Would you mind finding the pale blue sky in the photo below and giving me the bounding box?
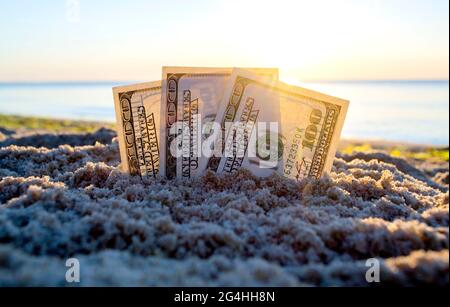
[0,0,448,82]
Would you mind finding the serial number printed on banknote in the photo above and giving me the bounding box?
[213,68,349,180]
[113,81,161,178]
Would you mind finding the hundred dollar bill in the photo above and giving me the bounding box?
[159,67,278,179]
[113,81,161,178]
[212,68,349,180]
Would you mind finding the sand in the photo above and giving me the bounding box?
[0,127,448,286]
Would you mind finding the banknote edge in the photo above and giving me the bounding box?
[112,81,161,175]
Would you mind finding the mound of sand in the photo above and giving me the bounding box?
[0,129,448,286]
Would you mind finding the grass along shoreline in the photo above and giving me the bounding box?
[0,113,448,163]
[0,114,115,133]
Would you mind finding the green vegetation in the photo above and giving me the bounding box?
[0,114,115,133]
[342,143,449,162]
[390,147,449,162]
[340,144,373,155]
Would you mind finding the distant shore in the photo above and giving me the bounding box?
[0,113,114,134]
[1,113,448,151]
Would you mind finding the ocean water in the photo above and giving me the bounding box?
[0,81,448,146]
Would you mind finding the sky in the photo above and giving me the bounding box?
[0,0,448,82]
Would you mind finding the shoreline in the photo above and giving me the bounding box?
[0,113,115,135]
[1,113,448,150]
[339,138,449,151]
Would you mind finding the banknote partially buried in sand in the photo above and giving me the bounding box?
[0,69,448,289]
[0,0,448,294]
[113,67,349,181]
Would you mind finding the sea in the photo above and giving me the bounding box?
[0,80,448,146]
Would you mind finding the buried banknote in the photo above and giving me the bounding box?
[159,67,278,179]
[208,68,349,180]
[113,67,349,181]
[112,68,277,179]
[113,81,161,178]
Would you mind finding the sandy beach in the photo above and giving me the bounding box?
[0,115,448,286]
